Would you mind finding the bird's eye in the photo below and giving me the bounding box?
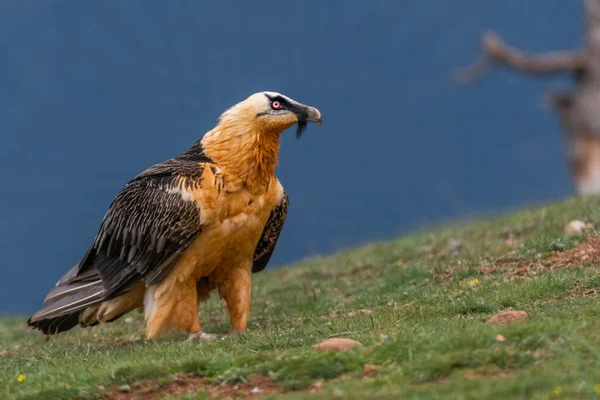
[271,101,282,110]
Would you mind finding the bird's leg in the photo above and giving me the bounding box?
[218,266,252,334]
[188,277,218,342]
[186,277,219,342]
[145,277,214,341]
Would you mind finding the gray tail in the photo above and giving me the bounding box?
[27,265,106,335]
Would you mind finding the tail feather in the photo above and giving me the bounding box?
[28,279,106,335]
[43,279,103,304]
[27,313,80,335]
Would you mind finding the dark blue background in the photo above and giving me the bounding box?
[0,1,581,313]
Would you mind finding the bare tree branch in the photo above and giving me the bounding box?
[455,31,587,83]
[457,1,600,196]
[585,0,600,62]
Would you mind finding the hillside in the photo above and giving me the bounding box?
[2,196,600,399]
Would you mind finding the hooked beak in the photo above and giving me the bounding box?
[295,104,322,138]
[306,106,322,127]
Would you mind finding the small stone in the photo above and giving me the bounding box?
[251,386,261,393]
[187,331,218,342]
[312,338,362,352]
[564,220,588,234]
[124,317,134,324]
[495,334,506,342]
[119,384,131,393]
[485,311,528,326]
[363,364,378,374]
[310,381,324,393]
[448,239,464,251]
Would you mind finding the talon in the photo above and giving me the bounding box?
[187,331,218,342]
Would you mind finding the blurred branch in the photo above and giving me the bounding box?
[456,1,600,196]
[455,31,587,83]
[585,0,600,55]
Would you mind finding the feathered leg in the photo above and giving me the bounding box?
[217,265,252,333]
[144,277,203,340]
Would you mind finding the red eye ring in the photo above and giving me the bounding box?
[271,100,282,110]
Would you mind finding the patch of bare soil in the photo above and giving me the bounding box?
[540,238,600,269]
[462,367,514,381]
[480,237,600,278]
[104,373,282,400]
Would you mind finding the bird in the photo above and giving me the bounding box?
[28,91,322,341]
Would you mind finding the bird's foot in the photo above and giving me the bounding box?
[187,331,218,342]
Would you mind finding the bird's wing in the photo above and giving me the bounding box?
[76,157,207,296]
[252,191,289,273]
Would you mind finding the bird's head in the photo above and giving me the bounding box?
[220,91,322,138]
[203,91,322,185]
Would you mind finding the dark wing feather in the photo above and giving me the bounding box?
[28,141,210,333]
[77,144,210,296]
[252,191,289,273]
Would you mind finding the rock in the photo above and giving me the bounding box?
[564,220,588,234]
[485,311,528,325]
[448,239,464,251]
[363,364,378,374]
[312,338,362,352]
[347,309,373,317]
[310,381,324,393]
[495,334,506,342]
[119,384,131,393]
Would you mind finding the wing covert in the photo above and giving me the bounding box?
[76,145,210,296]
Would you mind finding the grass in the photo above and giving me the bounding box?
[3,195,600,399]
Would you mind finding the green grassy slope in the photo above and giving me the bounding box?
[3,196,600,399]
